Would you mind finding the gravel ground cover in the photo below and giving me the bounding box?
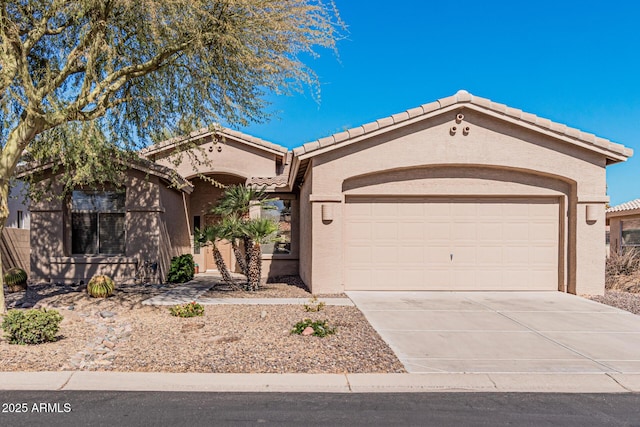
[587,290,640,315]
[4,272,640,374]
[1,276,404,373]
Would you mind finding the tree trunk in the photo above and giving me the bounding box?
[231,239,248,277]
[247,242,262,292]
[0,116,45,313]
[0,178,10,313]
[243,236,252,270]
[211,241,236,287]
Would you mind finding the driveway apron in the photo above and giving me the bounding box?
[347,291,640,374]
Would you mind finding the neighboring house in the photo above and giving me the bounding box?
[606,199,640,255]
[22,91,632,295]
[1,180,31,273]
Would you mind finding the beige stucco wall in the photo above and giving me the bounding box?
[30,176,65,282]
[298,166,313,287]
[29,169,190,284]
[158,182,192,279]
[302,108,610,295]
[152,136,278,180]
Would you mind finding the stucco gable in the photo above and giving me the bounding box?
[141,126,288,160]
[292,90,633,164]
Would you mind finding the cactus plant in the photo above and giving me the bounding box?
[4,267,28,293]
[87,275,115,298]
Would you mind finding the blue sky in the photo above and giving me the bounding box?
[238,1,640,206]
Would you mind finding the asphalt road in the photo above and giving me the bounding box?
[1,391,639,426]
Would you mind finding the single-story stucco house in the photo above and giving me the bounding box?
[23,90,632,295]
[607,199,640,255]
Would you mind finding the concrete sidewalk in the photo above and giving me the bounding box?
[1,371,639,393]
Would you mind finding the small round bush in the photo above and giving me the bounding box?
[169,301,204,317]
[1,308,63,345]
[167,254,195,283]
[87,275,115,298]
[291,319,336,337]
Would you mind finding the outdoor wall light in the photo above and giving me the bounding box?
[450,126,457,135]
[586,204,598,223]
[321,204,333,222]
[456,113,464,123]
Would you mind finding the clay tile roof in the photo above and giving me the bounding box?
[607,199,640,213]
[246,152,292,190]
[293,90,633,162]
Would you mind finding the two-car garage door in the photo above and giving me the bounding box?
[344,197,560,291]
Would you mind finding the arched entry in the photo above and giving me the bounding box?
[189,173,246,273]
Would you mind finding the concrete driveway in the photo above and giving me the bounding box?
[347,291,640,374]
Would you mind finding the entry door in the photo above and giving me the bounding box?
[203,214,233,272]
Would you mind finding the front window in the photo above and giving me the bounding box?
[621,219,640,253]
[71,190,125,255]
[261,199,291,255]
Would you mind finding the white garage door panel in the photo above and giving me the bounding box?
[344,197,559,291]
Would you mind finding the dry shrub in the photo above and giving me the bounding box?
[606,249,640,292]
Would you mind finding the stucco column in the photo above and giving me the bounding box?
[574,199,608,295]
[309,194,343,294]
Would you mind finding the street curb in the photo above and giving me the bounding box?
[1,372,639,393]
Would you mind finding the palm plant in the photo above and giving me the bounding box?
[213,185,275,219]
[242,218,278,291]
[201,224,235,287]
[212,184,277,282]
[218,216,249,277]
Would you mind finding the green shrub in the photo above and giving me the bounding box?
[87,274,115,298]
[291,318,336,337]
[4,267,27,292]
[169,301,204,317]
[167,254,195,283]
[1,309,63,345]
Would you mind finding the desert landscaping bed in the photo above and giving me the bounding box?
[1,277,404,373]
[587,290,640,315]
[4,272,640,374]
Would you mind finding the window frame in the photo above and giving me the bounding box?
[259,197,293,257]
[70,189,126,256]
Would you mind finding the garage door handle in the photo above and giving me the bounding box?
[450,253,453,261]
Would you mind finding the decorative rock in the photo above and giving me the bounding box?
[21,302,34,309]
[99,311,116,318]
[301,326,315,336]
[181,323,205,333]
[260,310,267,319]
